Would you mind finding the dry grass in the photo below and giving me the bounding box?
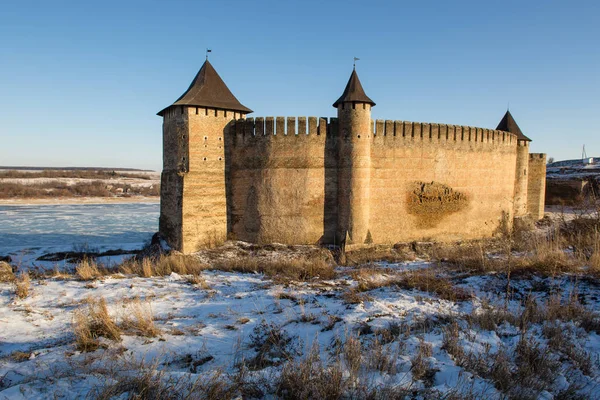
[543,322,592,375]
[75,259,105,281]
[213,256,335,282]
[276,342,345,400]
[186,272,211,289]
[73,297,121,352]
[14,272,31,299]
[202,229,227,249]
[468,304,519,331]
[341,334,362,378]
[120,254,207,277]
[121,253,334,283]
[10,351,31,362]
[346,266,471,302]
[121,298,161,337]
[341,288,372,305]
[411,338,435,385]
[441,321,464,361]
[514,333,560,395]
[395,268,472,301]
[94,360,238,400]
[344,245,414,266]
[247,320,300,369]
[433,242,495,272]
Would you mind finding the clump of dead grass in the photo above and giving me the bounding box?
[73,297,121,352]
[542,322,592,375]
[94,359,238,400]
[345,266,471,302]
[395,268,472,301]
[247,320,300,369]
[120,254,207,277]
[213,256,335,282]
[14,271,31,299]
[433,242,495,273]
[410,338,435,385]
[344,245,414,266]
[441,321,464,361]
[121,298,161,337]
[75,258,105,281]
[186,272,211,289]
[341,288,372,305]
[276,342,345,400]
[513,333,560,395]
[10,351,31,362]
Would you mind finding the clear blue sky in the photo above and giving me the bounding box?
[1,0,598,171]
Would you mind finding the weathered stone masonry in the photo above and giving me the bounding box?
[158,60,547,253]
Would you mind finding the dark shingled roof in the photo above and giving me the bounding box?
[333,69,376,108]
[158,60,252,116]
[496,110,531,141]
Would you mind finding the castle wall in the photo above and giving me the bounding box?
[228,116,334,244]
[527,153,547,219]
[514,141,530,217]
[368,121,517,243]
[226,117,519,246]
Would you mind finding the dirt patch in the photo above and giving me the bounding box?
[406,181,468,228]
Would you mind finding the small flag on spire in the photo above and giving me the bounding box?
[206,48,212,60]
[353,57,360,69]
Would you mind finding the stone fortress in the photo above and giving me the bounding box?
[158,60,547,253]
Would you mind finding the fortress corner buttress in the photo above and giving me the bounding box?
[334,69,375,246]
[157,60,252,253]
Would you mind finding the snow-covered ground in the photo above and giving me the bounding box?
[1,259,599,398]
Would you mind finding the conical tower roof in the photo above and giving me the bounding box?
[333,69,375,108]
[496,110,531,141]
[158,60,252,116]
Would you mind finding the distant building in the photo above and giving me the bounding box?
[157,61,546,253]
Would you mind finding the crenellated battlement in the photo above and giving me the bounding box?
[163,105,248,120]
[371,120,516,146]
[529,153,546,160]
[231,116,332,141]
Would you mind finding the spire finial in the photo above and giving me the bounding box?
[507,102,510,112]
[353,57,360,70]
[206,48,212,61]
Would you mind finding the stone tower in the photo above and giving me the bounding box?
[497,110,531,218]
[157,60,252,252]
[334,68,376,246]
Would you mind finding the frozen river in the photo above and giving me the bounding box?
[0,203,159,269]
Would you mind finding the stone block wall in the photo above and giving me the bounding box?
[527,153,547,219]
[161,106,246,253]
[225,117,520,246]
[369,121,517,243]
[228,116,332,244]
